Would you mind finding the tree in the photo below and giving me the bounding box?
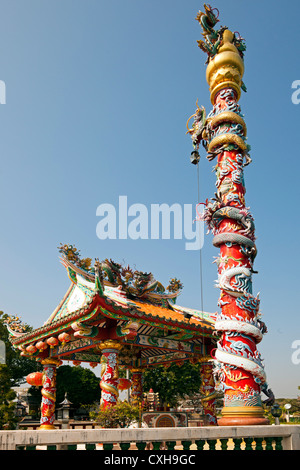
[56,365,101,408]
[275,397,300,415]
[0,364,18,429]
[91,401,140,428]
[143,362,202,407]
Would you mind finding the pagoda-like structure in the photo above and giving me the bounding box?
[186,5,274,425]
[5,244,218,429]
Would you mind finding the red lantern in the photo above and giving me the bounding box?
[26,344,37,354]
[26,372,43,387]
[58,332,71,344]
[118,378,132,391]
[72,360,81,366]
[89,362,98,368]
[36,341,47,351]
[46,337,59,348]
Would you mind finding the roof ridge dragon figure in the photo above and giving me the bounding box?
[58,243,183,304]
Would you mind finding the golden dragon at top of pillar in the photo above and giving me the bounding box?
[196,4,247,103]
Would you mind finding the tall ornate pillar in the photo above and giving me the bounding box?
[99,340,122,408]
[199,357,217,425]
[130,368,143,405]
[40,358,61,430]
[188,6,274,425]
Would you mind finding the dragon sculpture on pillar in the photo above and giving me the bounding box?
[58,243,183,306]
[187,4,274,425]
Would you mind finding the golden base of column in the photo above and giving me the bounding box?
[218,406,269,426]
[39,424,56,430]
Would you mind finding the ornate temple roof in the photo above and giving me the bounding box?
[5,245,217,368]
[44,260,216,330]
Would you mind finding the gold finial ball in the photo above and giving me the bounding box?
[206,29,244,103]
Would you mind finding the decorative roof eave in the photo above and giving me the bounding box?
[10,286,216,349]
[9,288,150,347]
[10,294,103,347]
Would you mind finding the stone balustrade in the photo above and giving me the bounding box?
[0,425,299,450]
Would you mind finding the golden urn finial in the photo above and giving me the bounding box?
[206,28,244,103]
[196,5,246,104]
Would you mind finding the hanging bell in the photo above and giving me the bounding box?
[190,149,200,165]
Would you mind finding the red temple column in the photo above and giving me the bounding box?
[188,7,274,425]
[210,88,268,425]
[130,368,143,405]
[39,358,61,430]
[199,358,217,425]
[99,340,122,408]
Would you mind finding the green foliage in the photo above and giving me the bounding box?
[269,397,300,423]
[275,397,300,414]
[260,394,300,424]
[56,365,101,408]
[143,362,202,407]
[0,364,18,429]
[91,401,140,428]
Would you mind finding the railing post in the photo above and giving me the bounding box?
[282,427,300,450]
[291,428,300,450]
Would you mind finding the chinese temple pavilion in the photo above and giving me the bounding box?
[5,244,218,429]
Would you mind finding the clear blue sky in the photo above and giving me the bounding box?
[0,0,299,398]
